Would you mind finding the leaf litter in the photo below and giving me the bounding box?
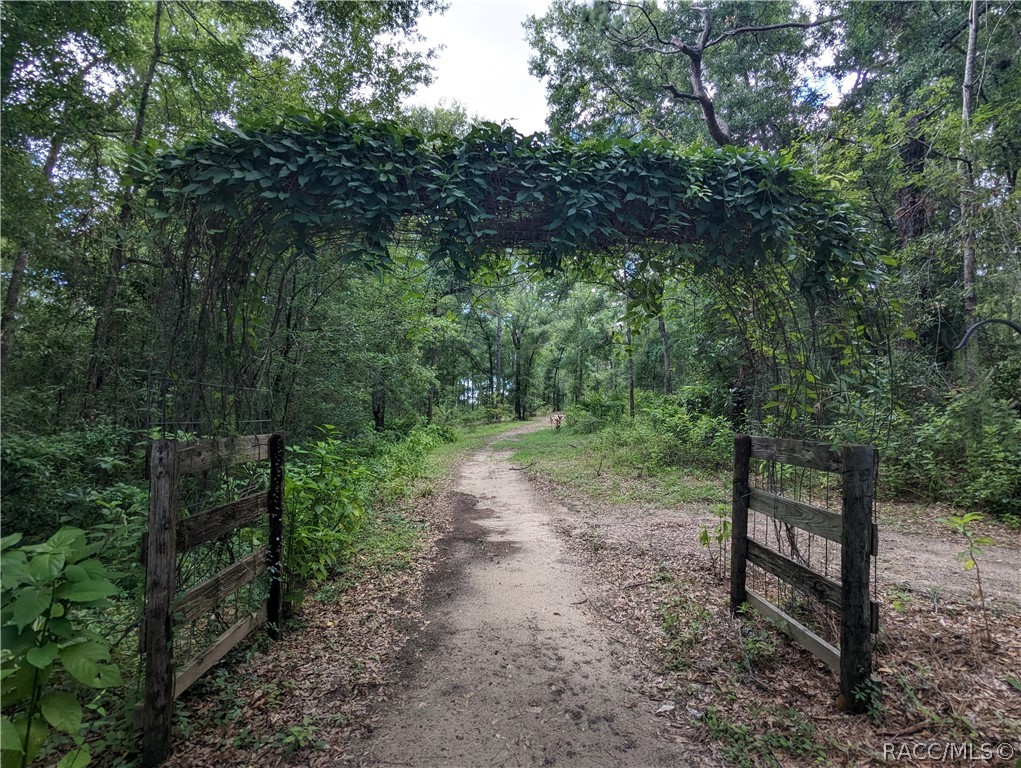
[159,437,1020,768]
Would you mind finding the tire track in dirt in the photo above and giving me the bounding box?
[350,432,689,767]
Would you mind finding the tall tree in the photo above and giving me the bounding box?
[1,0,445,425]
[526,0,836,147]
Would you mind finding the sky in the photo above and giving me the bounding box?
[404,0,554,135]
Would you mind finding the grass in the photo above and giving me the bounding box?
[421,419,529,482]
[320,418,528,601]
[494,426,728,508]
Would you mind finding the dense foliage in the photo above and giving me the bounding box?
[1,0,1019,763]
[140,115,870,286]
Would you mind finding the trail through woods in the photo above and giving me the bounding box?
[351,423,688,767]
[166,423,1020,768]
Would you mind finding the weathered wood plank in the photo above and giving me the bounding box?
[840,444,876,712]
[133,604,268,729]
[748,489,843,543]
[142,441,178,768]
[174,547,268,626]
[749,437,842,473]
[176,434,274,475]
[176,491,269,552]
[730,434,751,614]
[267,434,285,640]
[175,605,267,698]
[747,539,842,613]
[746,590,840,672]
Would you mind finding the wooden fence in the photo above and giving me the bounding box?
[730,435,878,713]
[140,433,285,766]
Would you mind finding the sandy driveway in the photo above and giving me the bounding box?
[351,436,689,767]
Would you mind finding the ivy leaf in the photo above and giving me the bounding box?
[40,691,83,735]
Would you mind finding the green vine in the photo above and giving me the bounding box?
[136,114,874,288]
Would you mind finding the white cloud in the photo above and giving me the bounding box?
[406,0,553,134]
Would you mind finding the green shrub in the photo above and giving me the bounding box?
[638,395,732,470]
[830,387,1020,520]
[283,423,455,591]
[0,424,140,539]
[284,431,372,588]
[1,529,122,768]
[483,404,514,423]
[577,391,626,420]
[563,406,600,435]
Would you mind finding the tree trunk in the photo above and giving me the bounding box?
[1,249,29,373]
[896,122,929,245]
[372,391,386,431]
[427,347,438,423]
[494,307,503,404]
[576,349,583,402]
[960,0,979,375]
[2,138,63,372]
[550,348,565,411]
[960,0,978,317]
[626,324,635,419]
[512,330,523,419]
[657,313,673,395]
[84,0,163,415]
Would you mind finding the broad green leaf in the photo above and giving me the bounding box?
[26,642,60,669]
[7,587,52,630]
[59,642,119,688]
[45,528,87,556]
[28,552,66,585]
[40,691,83,735]
[0,534,22,552]
[0,716,22,754]
[57,746,92,768]
[0,552,31,587]
[11,714,48,764]
[55,580,118,603]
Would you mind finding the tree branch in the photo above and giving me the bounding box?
[697,7,712,51]
[613,0,670,47]
[662,83,700,103]
[705,16,840,50]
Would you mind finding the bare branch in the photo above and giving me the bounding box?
[640,43,684,56]
[667,36,697,57]
[613,0,670,47]
[697,7,712,51]
[705,16,840,50]
[661,83,700,103]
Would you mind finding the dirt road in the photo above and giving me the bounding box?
[352,434,689,767]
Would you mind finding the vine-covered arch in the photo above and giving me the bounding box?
[141,114,870,288]
[136,114,873,431]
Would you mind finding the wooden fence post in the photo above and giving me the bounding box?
[267,433,285,640]
[840,444,875,713]
[730,434,751,614]
[142,441,179,767]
